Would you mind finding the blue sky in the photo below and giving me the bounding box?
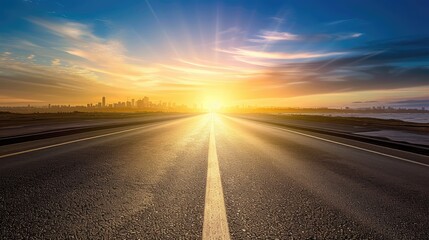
[0,0,428,107]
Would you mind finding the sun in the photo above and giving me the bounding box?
[204,96,223,112]
[200,87,236,112]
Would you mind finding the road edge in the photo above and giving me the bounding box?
[231,115,429,156]
[0,114,194,146]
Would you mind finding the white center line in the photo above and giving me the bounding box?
[202,118,231,240]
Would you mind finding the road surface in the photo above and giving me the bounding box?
[0,114,428,239]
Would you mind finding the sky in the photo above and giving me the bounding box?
[0,0,429,108]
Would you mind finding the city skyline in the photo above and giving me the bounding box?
[1,0,428,108]
[1,95,427,115]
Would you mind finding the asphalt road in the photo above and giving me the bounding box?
[0,114,428,239]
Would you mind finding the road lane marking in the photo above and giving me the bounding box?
[202,120,231,240]
[0,123,162,159]
[270,126,429,168]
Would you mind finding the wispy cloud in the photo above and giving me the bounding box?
[0,17,181,105]
[161,64,221,75]
[245,37,429,97]
[30,18,96,40]
[176,59,254,73]
[249,31,300,42]
[270,17,285,24]
[29,18,159,81]
[218,27,243,35]
[325,18,367,26]
[336,33,363,40]
[390,99,429,108]
[326,19,355,25]
[249,30,363,43]
[51,58,61,66]
[218,48,346,60]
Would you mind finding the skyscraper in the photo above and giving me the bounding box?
[102,96,106,107]
[143,96,149,108]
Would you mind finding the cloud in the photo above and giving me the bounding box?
[325,18,369,28]
[4,17,252,103]
[0,18,176,104]
[392,99,429,104]
[28,18,160,81]
[161,64,221,75]
[176,59,253,73]
[247,37,429,97]
[30,18,95,40]
[352,101,378,104]
[390,99,429,108]
[336,33,363,40]
[219,27,243,35]
[204,37,429,101]
[356,37,429,51]
[51,58,61,66]
[0,57,112,104]
[0,96,44,104]
[218,48,346,60]
[250,31,300,42]
[326,19,356,26]
[249,30,363,43]
[271,17,285,24]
